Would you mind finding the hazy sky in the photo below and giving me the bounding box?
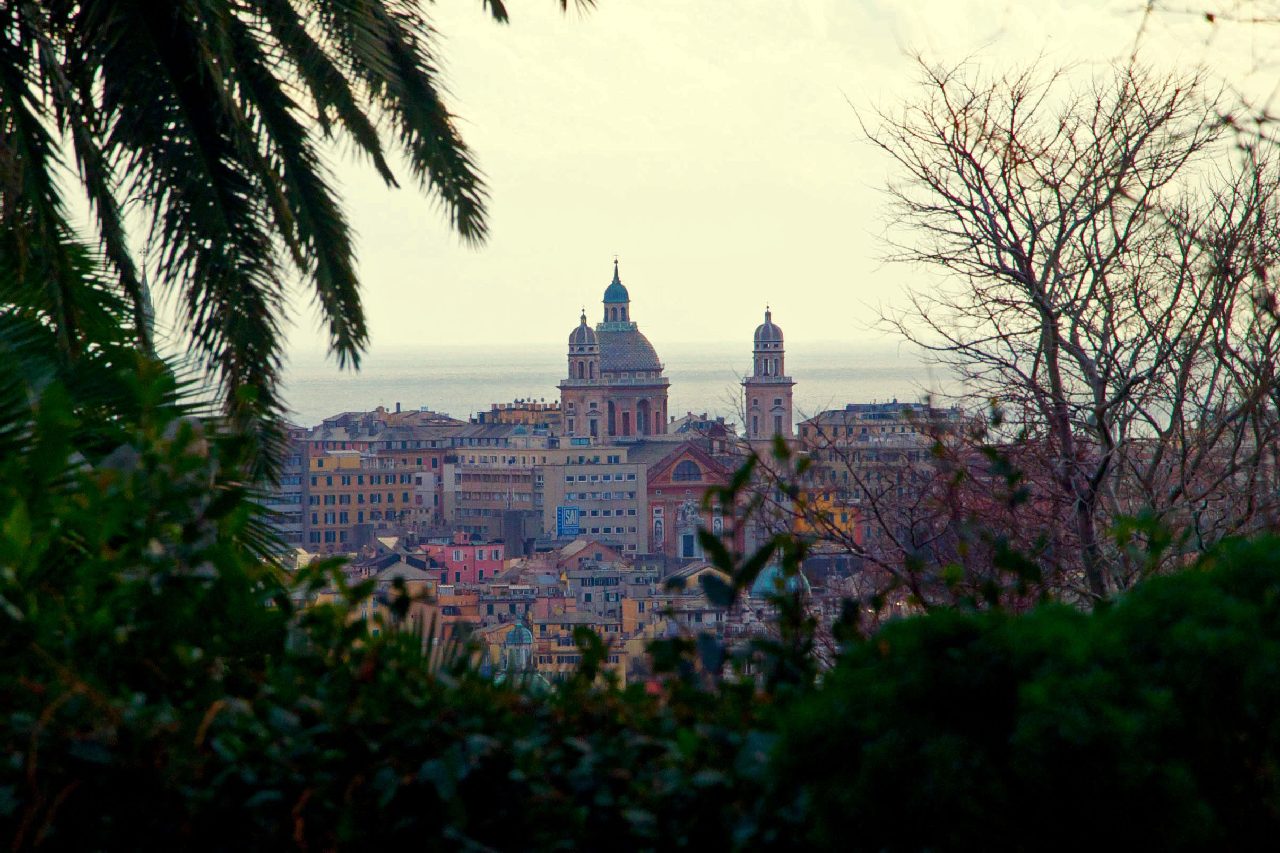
[282,0,1267,357]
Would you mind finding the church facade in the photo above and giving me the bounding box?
[559,261,670,442]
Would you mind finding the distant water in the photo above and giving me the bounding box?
[282,340,946,429]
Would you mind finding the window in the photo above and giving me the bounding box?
[673,460,702,481]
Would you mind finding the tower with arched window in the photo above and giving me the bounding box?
[742,307,795,441]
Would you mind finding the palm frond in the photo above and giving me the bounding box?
[227,11,367,368]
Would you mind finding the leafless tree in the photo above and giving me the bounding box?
[868,60,1280,598]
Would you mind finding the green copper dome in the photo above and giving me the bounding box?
[603,260,629,304]
[750,562,810,598]
[505,623,534,645]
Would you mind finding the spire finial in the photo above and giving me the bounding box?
[612,255,621,284]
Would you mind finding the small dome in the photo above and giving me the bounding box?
[603,260,630,304]
[754,308,783,344]
[749,562,810,598]
[505,623,534,645]
[569,311,597,346]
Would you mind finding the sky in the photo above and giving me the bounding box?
[281,0,1271,358]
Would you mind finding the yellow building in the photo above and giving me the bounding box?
[307,450,429,551]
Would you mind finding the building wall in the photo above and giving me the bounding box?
[422,535,506,585]
[541,460,648,555]
[306,446,449,552]
[264,427,307,549]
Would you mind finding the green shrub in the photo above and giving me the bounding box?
[773,537,1280,850]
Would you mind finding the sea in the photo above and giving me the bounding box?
[281,339,948,429]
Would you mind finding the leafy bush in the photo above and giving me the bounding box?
[773,537,1280,850]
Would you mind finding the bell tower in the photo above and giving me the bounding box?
[742,307,794,442]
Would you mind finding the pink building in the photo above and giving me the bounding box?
[423,533,505,585]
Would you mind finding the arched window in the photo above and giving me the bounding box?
[673,460,702,482]
[577,361,585,379]
[588,361,595,380]
[772,357,779,375]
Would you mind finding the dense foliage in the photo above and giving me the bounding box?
[4,359,1280,849]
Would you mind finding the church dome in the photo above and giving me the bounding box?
[749,562,810,598]
[505,622,534,646]
[569,311,597,347]
[754,308,783,344]
[603,260,630,304]
[598,327,662,373]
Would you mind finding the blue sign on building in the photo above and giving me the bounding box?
[556,505,581,538]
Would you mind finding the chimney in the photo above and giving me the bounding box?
[395,401,401,413]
